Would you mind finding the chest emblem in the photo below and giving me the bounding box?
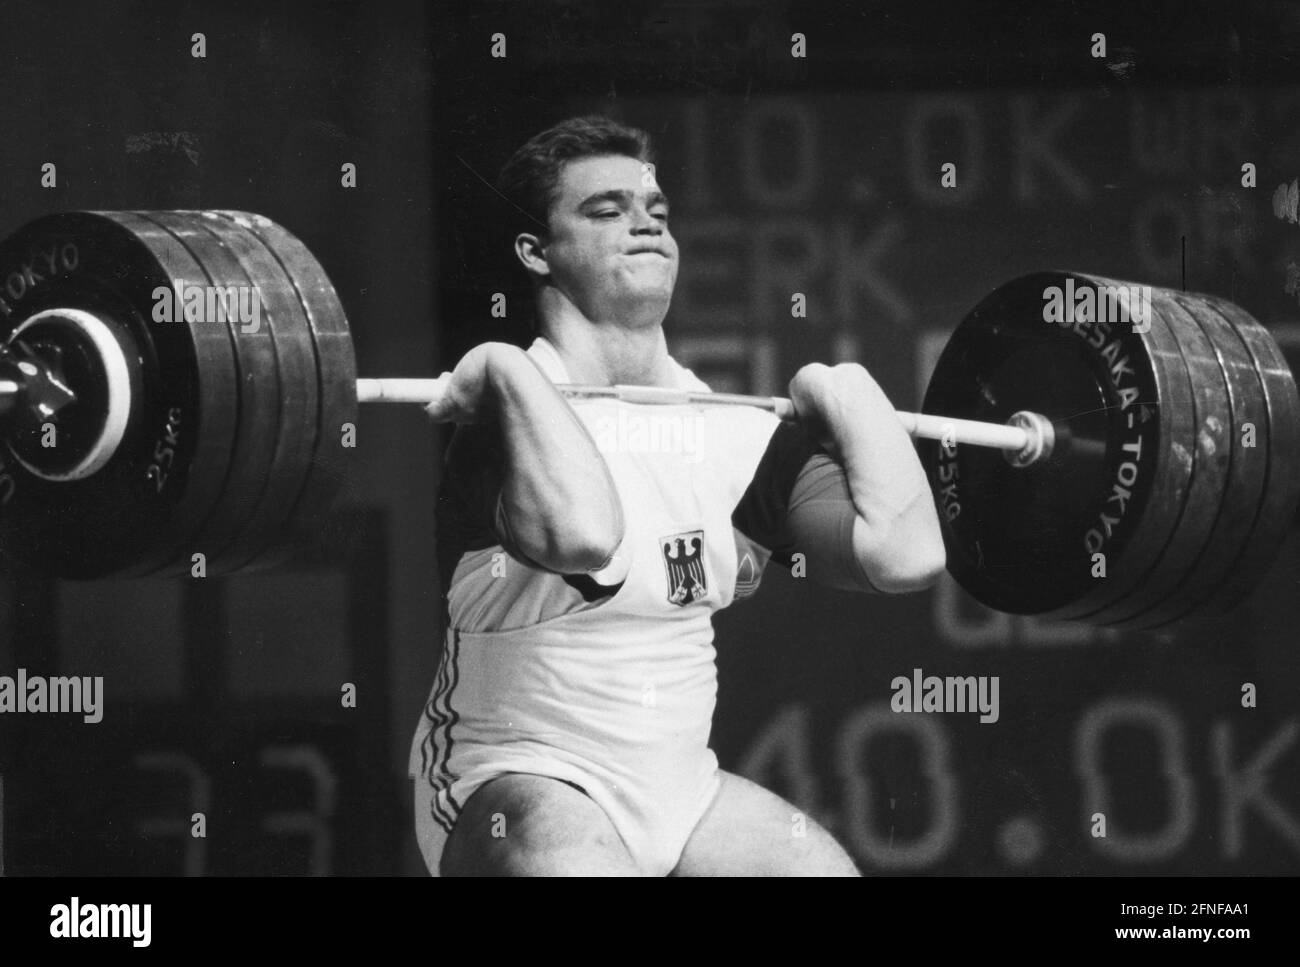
[660,529,707,606]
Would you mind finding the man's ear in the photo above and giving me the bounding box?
[514,232,551,279]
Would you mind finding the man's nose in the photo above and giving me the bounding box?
[630,207,663,233]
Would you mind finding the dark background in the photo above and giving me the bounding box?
[1,0,1298,875]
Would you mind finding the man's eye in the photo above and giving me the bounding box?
[594,210,620,218]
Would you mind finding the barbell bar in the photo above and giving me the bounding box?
[354,377,1055,466]
[0,210,1296,631]
[0,343,1053,473]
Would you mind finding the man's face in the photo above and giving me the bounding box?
[537,154,679,325]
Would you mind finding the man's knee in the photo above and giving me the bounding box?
[441,773,638,876]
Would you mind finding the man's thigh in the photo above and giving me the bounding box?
[440,773,641,876]
[672,770,860,876]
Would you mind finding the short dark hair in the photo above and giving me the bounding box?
[497,115,656,237]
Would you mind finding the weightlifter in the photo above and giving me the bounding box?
[409,116,946,875]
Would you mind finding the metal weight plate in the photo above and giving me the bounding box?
[0,212,238,578]
[173,212,321,574]
[1108,293,1271,629]
[920,271,1194,619]
[104,211,254,578]
[1197,297,1300,617]
[134,211,297,576]
[205,211,356,567]
[1085,287,1234,627]
[1050,273,1199,621]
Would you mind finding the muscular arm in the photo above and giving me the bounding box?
[788,363,946,593]
[430,342,624,575]
[734,365,946,594]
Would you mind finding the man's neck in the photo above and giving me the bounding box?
[540,310,676,387]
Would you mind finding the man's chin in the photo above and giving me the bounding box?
[598,290,675,327]
[611,279,674,301]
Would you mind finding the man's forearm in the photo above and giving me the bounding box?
[486,347,625,573]
[790,363,946,591]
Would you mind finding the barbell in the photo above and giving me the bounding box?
[354,379,1057,465]
[0,210,1296,630]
